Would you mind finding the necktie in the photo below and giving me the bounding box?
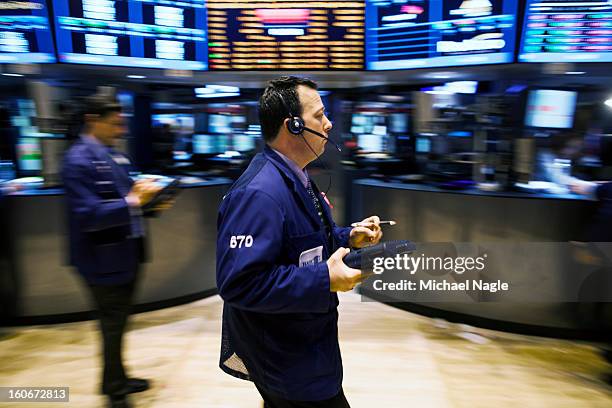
[306,181,325,226]
[307,180,333,250]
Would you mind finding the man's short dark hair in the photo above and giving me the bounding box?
[83,93,122,118]
[258,76,318,143]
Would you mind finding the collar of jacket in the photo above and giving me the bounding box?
[263,145,308,193]
[263,145,324,229]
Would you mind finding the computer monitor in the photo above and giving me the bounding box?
[16,137,42,173]
[0,0,56,63]
[208,114,232,134]
[524,90,577,129]
[416,137,431,154]
[366,0,519,70]
[192,134,216,155]
[358,134,385,153]
[389,113,409,133]
[52,0,207,70]
[233,134,255,152]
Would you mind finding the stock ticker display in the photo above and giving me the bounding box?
[0,0,56,63]
[365,0,518,70]
[206,0,365,70]
[519,0,612,63]
[52,0,208,69]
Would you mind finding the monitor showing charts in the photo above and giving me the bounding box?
[206,0,365,69]
[519,0,612,63]
[52,0,208,69]
[365,0,518,70]
[0,0,56,63]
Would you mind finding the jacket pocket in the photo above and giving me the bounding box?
[286,230,328,265]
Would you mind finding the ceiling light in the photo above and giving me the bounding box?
[2,73,24,77]
[126,75,146,79]
[565,71,586,75]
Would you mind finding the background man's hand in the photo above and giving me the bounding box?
[327,247,371,292]
[349,215,383,248]
[127,179,163,207]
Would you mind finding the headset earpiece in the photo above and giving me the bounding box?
[286,116,305,135]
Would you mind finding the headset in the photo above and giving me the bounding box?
[277,93,341,152]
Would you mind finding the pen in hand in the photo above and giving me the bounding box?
[350,220,396,227]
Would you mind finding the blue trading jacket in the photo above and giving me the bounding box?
[216,146,351,401]
[62,136,139,285]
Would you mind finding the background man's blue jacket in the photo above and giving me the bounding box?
[62,137,139,286]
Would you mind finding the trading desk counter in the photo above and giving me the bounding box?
[351,179,610,339]
[0,178,231,324]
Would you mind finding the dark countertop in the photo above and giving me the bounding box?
[354,178,593,201]
[8,177,233,197]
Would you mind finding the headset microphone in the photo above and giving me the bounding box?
[302,127,342,152]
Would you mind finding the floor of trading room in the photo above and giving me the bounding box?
[1,292,611,408]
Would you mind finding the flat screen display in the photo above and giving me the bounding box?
[524,90,577,129]
[206,0,365,69]
[192,134,215,154]
[519,0,612,63]
[358,133,384,152]
[365,0,518,70]
[0,0,56,63]
[53,0,208,69]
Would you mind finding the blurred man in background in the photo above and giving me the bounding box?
[62,93,162,408]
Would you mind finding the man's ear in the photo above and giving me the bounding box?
[84,113,99,124]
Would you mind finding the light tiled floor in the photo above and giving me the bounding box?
[1,293,611,407]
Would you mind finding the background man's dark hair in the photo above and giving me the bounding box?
[83,93,122,118]
[258,76,317,143]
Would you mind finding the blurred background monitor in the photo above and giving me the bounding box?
[524,90,577,129]
[415,136,432,154]
[208,114,232,134]
[192,134,216,155]
[357,134,385,153]
[52,0,207,70]
[0,0,56,63]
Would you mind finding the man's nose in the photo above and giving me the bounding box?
[324,117,332,132]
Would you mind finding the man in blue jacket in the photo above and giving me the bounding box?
[217,76,383,407]
[62,94,162,408]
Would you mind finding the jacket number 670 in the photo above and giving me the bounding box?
[230,235,253,248]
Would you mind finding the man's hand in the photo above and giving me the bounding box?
[349,215,383,248]
[126,179,163,207]
[568,179,597,196]
[327,247,370,292]
[152,198,175,212]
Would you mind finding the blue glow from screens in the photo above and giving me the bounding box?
[0,0,56,63]
[365,0,518,70]
[448,130,472,137]
[52,0,208,69]
[519,0,612,63]
[524,90,577,129]
[506,84,527,93]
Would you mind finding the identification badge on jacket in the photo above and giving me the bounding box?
[299,246,323,267]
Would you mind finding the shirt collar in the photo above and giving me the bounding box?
[271,147,309,188]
